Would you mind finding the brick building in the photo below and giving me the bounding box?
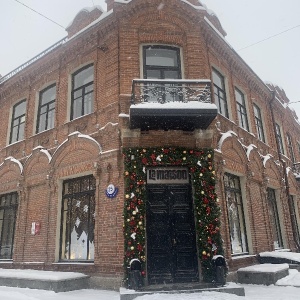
[0,0,300,289]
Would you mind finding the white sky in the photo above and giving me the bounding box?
[1,0,300,115]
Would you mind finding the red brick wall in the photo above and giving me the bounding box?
[0,0,299,279]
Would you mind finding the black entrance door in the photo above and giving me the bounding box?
[146,184,199,284]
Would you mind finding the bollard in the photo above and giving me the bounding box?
[128,259,142,290]
[212,255,227,286]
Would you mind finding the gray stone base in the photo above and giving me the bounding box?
[237,264,289,285]
[120,285,245,300]
[89,276,123,291]
[0,276,90,293]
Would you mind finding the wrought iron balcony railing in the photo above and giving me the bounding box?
[131,79,212,105]
[129,79,217,131]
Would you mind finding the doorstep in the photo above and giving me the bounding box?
[120,283,245,300]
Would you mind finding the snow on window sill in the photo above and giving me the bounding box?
[231,253,256,260]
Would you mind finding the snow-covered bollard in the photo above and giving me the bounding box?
[212,255,227,286]
[128,259,142,290]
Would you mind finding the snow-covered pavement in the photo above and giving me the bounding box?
[1,255,300,300]
[0,278,299,300]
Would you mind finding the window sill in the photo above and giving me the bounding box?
[231,253,255,260]
[67,111,94,124]
[274,248,290,252]
[34,127,54,137]
[7,139,24,147]
[53,261,94,265]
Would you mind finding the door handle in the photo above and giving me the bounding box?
[173,238,177,246]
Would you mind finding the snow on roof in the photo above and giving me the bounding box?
[204,16,231,48]
[265,81,284,92]
[245,144,257,160]
[26,146,52,164]
[0,268,88,281]
[119,113,129,118]
[76,133,102,153]
[259,251,300,263]
[2,156,23,174]
[66,6,104,29]
[66,10,113,43]
[98,122,118,131]
[217,130,238,151]
[238,263,289,273]
[51,132,102,162]
[180,0,206,10]
[261,153,273,167]
[40,149,52,163]
[115,0,132,5]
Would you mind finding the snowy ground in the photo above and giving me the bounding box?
[0,270,299,300]
[1,251,300,300]
[0,283,299,300]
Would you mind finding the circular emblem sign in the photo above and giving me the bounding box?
[105,184,118,198]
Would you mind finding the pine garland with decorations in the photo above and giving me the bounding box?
[123,147,224,284]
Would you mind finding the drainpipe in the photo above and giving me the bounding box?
[269,91,300,252]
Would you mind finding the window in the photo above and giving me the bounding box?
[267,188,283,249]
[290,196,300,247]
[224,173,248,254]
[235,88,249,131]
[144,45,181,80]
[253,104,265,142]
[10,100,26,144]
[275,123,285,154]
[71,64,94,120]
[287,134,295,163]
[36,84,56,133]
[60,175,96,261]
[143,45,181,102]
[0,193,18,259]
[212,68,228,118]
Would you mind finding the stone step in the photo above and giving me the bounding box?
[237,263,289,285]
[120,284,245,300]
[0,268,90,293]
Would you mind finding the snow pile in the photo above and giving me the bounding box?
[0,268,88,281]
[238,263,289,273]
[277,269,300,287]
[259,251,300,263]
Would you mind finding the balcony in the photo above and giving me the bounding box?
[129,79,217,131]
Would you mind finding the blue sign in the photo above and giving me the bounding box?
[105,184,118,198]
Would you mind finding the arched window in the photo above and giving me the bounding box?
[60,175,96,261]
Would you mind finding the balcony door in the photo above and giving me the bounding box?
[143,45,182,102]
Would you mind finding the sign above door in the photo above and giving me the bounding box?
[147,167,189,184]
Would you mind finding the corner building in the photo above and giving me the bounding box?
[0,0,300,289]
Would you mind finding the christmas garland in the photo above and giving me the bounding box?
[123,147,224,284]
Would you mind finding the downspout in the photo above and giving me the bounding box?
[269,91,300,252]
